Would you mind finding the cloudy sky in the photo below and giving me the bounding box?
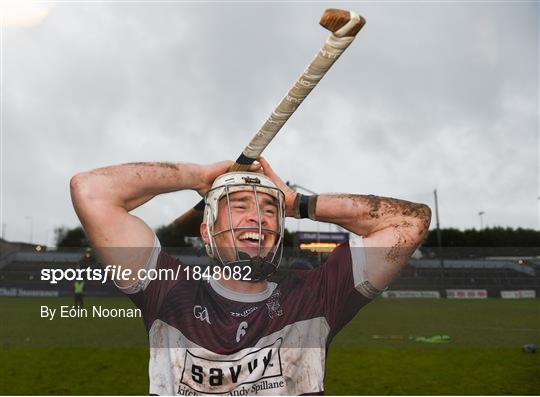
[1,1,538,246]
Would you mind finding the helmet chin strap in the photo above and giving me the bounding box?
[211,248,280,282]
[238,250,279,282]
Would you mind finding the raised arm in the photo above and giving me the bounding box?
[70,161,232,287]
[313,194,431,289]
[258,157,431,290]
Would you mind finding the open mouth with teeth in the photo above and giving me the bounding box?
[212,228,277,261]
[233,230,275,257]
[237,231,265,244]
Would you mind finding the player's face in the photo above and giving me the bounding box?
[213,190,279,261]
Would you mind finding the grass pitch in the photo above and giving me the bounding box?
[1,297,538,395]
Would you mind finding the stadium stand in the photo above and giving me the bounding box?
[1,244,538,298]
[392,259,539,297]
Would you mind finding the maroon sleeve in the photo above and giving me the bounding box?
[303,241,372,338]
[126,251,186,331]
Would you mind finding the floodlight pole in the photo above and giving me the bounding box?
[433,189,446,297]
[537,196,540,231]
[478,211,485,230]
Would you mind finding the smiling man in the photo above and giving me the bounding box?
[200,171,285,294]
[70,157,431,395]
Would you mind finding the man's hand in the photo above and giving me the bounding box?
[256,157,298,217]
[195,161,234,197]
[195,160,266,197]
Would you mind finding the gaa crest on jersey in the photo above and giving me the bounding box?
[266,290,283,319]
[193,305,211,324]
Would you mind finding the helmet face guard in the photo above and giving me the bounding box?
[203,173,285,282]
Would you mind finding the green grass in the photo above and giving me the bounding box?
[1,297,539,395]
[326,348,539,395]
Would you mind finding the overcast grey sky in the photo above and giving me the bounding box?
[1,1,538,246]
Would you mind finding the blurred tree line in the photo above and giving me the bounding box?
[54,225,193,248]
[423,227,540,247]
[55,224,539,248]
[54,226,89,247]
[55,224,298,248]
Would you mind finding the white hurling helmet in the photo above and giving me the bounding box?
[203,172,285,281]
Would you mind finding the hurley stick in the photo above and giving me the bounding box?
[174,9,366,236]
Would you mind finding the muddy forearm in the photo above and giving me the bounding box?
[71,162,203,211]
[314,194,431,238]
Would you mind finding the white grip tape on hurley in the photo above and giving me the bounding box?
[242,11,360,159]
[333,11,361,38]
